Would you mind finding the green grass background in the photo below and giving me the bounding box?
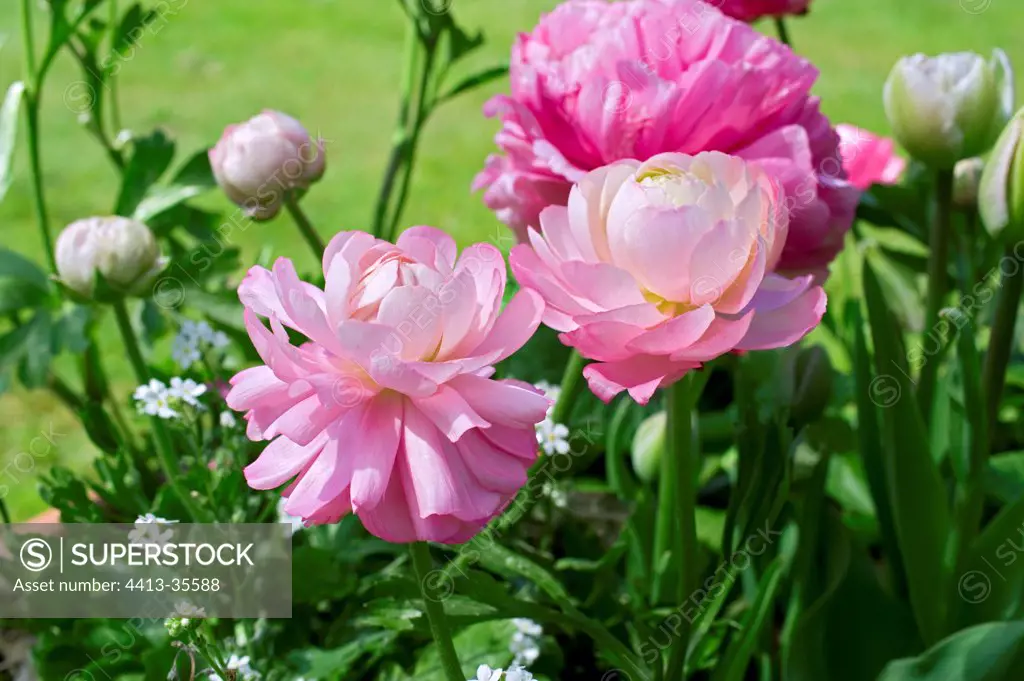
[0,0,1022,519]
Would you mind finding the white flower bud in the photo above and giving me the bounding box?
[883,50,1014,169]
[55,216,165,300]
[209,110,326,220]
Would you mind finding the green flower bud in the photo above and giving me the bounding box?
[953,157,985,211]
[631,411,665,484]
[884,50,1014,169]
[980,108,1024,241]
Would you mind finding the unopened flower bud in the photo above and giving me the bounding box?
[884,50,1013,169]
[55,216,165,301]
[631,411,665,484]
[952,157,984,210]
[209,110,326,221]
[791,346,833,427]
[980,109,1024,241]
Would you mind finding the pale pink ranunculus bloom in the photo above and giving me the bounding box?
[836,124,906,190]
[209,110,326,221]
[227,227,549,543]
[474,0,857,274]
[510,152,826,405]
[713,0,811,21]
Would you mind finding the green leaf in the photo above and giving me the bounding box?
[862,260,951,644]
[290,631,398,680]
[133,149,216,221]
[859,223,929,259]
[877,622,1024,681]
[439,64,508,102]
[413,621,515,680]
[711,557,786,681]
[0,81,25,204]
[850,301,905,594]
[115,130,175,217]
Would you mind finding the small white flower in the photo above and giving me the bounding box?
[536,419,570,455]
[533,381,561,417]
[225,654,259,680]
[133,379,179,420]
[174,601,206,618]
[219,411,238,429]
[471,665,503,681]
[168,376,208,406]
[510,619,542,667]
[505,665,535,681]
[172,320,229,369]
[128,513,179,545]
[277,498,304,535]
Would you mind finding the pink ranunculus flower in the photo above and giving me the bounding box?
[713,0,811,21]
[474,0,858,274]
[510,152,826,405]
[836,124,906,190]
[227,227,549,544]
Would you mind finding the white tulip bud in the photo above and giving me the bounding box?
[55,216,165,300]
[883,50,1014,169]
[209,110,326,220]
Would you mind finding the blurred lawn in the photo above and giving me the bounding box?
[0,0,1022,519]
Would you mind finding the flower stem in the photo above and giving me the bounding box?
[773,17,792,47]
[982,243,1024,439]
[284,194,326,259]
[409,542,464,681]
[373,16,419,239]
[664,377,698,680]
[20,0,55,272]
[112,299,204,522]
[107,0,122,134]
[917,169,954,417]
[550,349,586,426]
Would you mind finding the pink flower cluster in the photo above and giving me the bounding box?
[227,228,549,543]
[474,0,857,274]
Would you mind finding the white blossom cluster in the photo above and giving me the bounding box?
[172,319,229,369]
[133,377,208,420]
[470,664,534,681]
[209,654,260,681]
[128,513,178,545]
[534,381,569,456]
[510,618,542,666]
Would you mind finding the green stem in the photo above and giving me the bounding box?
[284,194,326,259]
[108,0,122,134]
[385,41,436,242]
[112,299,204,522]
[550,350,586,426]
[982,243,1024,442]
[664,379,698,681]
[373,17,419,238]
[409,542,464,681]
[773,17,792,47]
[24,96,55,272]
[917,169,954,418]
[20,0,37,81]
[48,373,84,412]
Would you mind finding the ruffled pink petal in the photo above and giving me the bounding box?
[244,431,329,490]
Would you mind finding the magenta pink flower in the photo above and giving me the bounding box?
[227,227,549,544]
[474,0,857,274]
[510,152,826,405]
[714,0,811,21]
[836,124,906,190]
